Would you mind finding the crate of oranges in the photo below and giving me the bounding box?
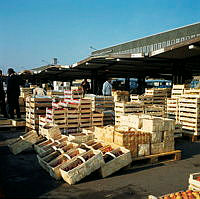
[148,190,200,199]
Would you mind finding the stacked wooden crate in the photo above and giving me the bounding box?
[20,87,33,98]
[145,88,171,109]
[171,84,186,98]
[98,114,176,157]
[46,108,66,128]
[26,97,52,130]
[115,102,143,125]
[102,111,114,126]
[64,89,83,100]
[130,94,153,106]
[47,90,64,97]
[112,90,129,102]
[77,99,92,131]
[144,105,165,117]
[85,95,114,112]
[179,90,200,135]
[166,98,179,121]
[18,96,26,115]
[91,111,103,127]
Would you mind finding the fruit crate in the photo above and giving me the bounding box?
[100,147,132,178]
[59,150,104,185]
[8,130,39,155]
[148,190,200,199]
[47,148,85,180]
[189,173,200,191]
[68,132,94,144]
[40,125,62,139]
[34,139,54,154]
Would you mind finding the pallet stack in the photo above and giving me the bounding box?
[26,97,52,130]
[115,102,143,125]
[112,90,129,102]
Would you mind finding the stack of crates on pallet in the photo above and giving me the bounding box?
[144,105,165,117]
[26,97,52,130]
[166,97,179,121]
[145,88,171,109]
[115,102,143,125]
[46,108,66,129]
[63,99,93,133]
[85,94,114,112]
[65,102,80,133]
[141,116,175,155]
[77,99,92,131]
[112,90,129,102]
[98,114,176,157]
[179,90,200,135]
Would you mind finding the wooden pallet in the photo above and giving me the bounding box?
[130,150,181,166]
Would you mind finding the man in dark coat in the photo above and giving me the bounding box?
[7,68,21,119]
[0,70,8,118]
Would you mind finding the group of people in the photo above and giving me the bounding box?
[81,79,112,96]
[0,68,21,119]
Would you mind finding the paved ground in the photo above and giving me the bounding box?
[0,130,200,199]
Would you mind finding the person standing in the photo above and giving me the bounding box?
[7,68,21,119]
[0,70,8,118]
[81,79,90,95]
[102,79,112,96]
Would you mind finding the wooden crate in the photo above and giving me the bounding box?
[11,119,26,127]
[188,173,200,191]
[171,84,186,98]
[60,150,104,185]
[100,147,132,178]
[8,130,39,155]
[148,189,197,199]
[0,118,11,125]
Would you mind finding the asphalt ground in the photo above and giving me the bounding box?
[0,130,200,199]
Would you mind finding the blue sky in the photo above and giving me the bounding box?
[0,0,200,72]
